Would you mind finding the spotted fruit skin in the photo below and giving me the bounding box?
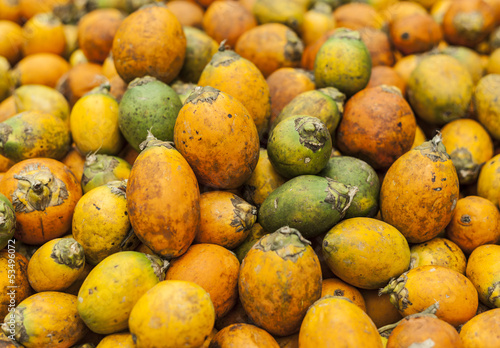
[129,280,215,348]
[380,136,459,244]
[118,76,182,152]
[409,237,466,274]
[460,308,500,347]
[314,28,372,97]
[407,54,473,125]
[238,226,322,337]
[267,115,332,178]
[0,110,71,162]
[198,46,271,138]
[173,86,259,189]
[126,137,200,259]
[380,265,478,327]
[466,244,500,308]
[1,292,88,348]
[209,323,280,348]
[0,158,82,245]
[77,251,165,334]
[258,175,357,239]
[386,315,464,348]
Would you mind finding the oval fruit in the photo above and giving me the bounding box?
[126,134,200,258]
[319,156,380,219]
[2,292,87,348]
[173,86,259,189]
[112,5,186,83]
[407,54,473,125]
[239,226,322,337]
[118,76,182,152]
[314,28,371,97]
[165,243,240,319]
[267,115,332,178]
[323,217,410,289]
[72,181,138,265]
[380,135,459,244]
[129,280,215,348]
[466,244,500,308]
[299,296,382,348]
[77,251,167,334]
[27,237,85,292]
[0,110,71,162]
[409,237,466,274]
[0,158,82,245]
[258,175,357,239]
[380,265,478,326]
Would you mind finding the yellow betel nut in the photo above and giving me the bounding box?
[1,292,87,348]
[129,280,215,348]
[72,181,138,265]
[27,237,85,292]
[70,84,124,156]
[77,251,167,335]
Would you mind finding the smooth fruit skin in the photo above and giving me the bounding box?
[360,289,403,329]
[460,308,500,347]
[27,237,85,292]
[314,28,372,97]
[466,244,500,308]
[242,148,286,208]
[380,265,478,327]
[77,251,164,334]
[271,87,343,139]
[96,332,135,348]
[235,23,303,78]
[380,136,459,244]
[299,296,383,348]
[179,26,218,83]
[196,191,257,249]
[322,217,411,289]
[477,153,500,206]
[238,226,322,337]
[321,278,367,312]
[0,251,32,319]
[445,196,500,254]
[70,88,124,156]
[126,138,200,259]
[1,292,87,348]
[440,118,493,184]
[13,84,70,125]
[129,280,215,348]
[118,76,182,152]
[165,243,240,319]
